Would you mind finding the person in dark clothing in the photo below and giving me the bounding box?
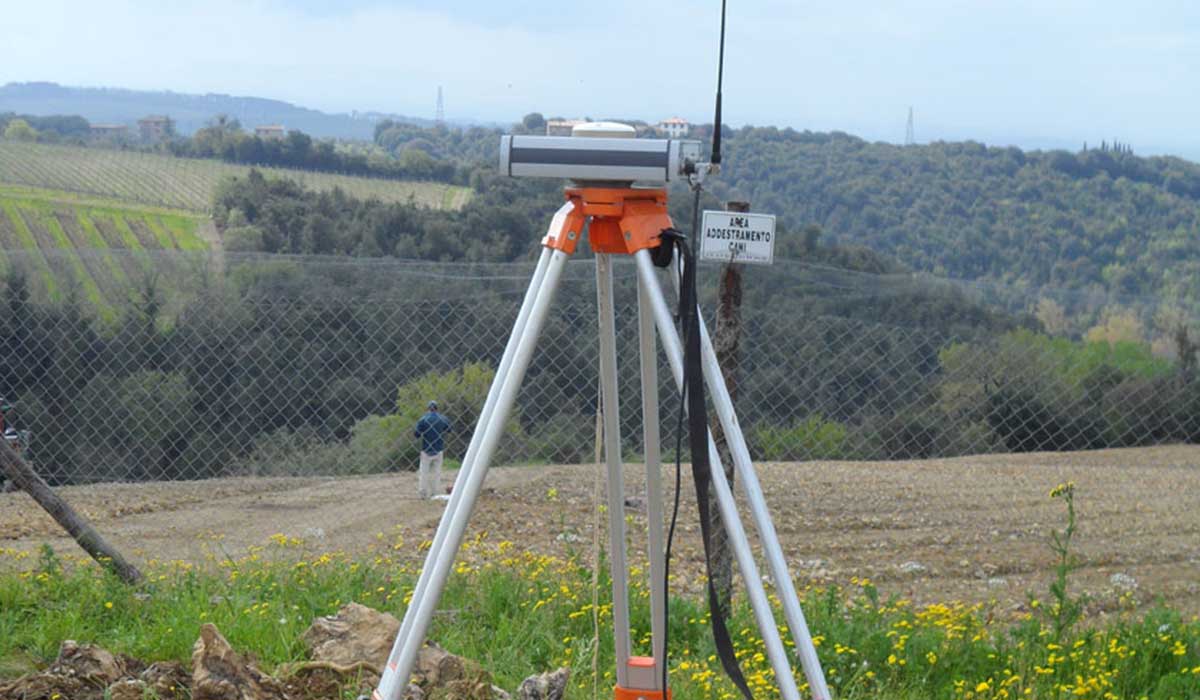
[414,401,451,499]
[1,397,19,452]
[1,397,21,492]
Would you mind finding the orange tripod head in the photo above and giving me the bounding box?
[540,186,675,259]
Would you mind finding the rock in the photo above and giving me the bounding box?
[283,662,380,700]
[192,623,287,700]
[516,668,570,700]
[898,561,927,575]
[0,672,90,700]
[413,642,481,687]
[302,602,400,670]
[0,642,150,700]
[426,678,497,700]
[141,661,190,699]
[414,642,497,700]
[50,640,127,685]
[987,577,1008,588]
[108,678,149,700]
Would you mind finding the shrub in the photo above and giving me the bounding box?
[524,410,598,465]
[937,329,1186,453]
[72,370,195,481]
[234,426,351,476]
[863,408,949,459]
[984,386,1106,452]
[752,414,849,460]
[348,363,525,472]
[223,225,265,252]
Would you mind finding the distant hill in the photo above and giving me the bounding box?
[709,128,1200,313]
[0,82,486,139]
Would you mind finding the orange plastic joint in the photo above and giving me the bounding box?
[614,686,671,700]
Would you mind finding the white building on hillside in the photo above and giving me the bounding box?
[656,117,690,138]
[255,125,287,140]
[545,119,586,136]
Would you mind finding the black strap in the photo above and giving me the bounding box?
[669,219,755,700]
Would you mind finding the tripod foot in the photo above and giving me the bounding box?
[614,657,670,700]
[615,687,670,700]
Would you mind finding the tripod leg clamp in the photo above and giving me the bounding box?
[541,200,588,255]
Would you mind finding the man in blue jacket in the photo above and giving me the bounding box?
[414,401,451,499]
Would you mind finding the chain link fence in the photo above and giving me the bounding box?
[1,250,1198,485]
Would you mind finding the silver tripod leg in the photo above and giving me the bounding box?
[638,266,668,684]
[388,247,552,677]
[632,250,802,700]
[375,248,570,700]
[667,254,831,699]
[595,254,632,685]
[696,313,832,700]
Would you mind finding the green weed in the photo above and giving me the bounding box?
[1,529,1197,699]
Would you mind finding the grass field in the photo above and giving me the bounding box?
[1,532,1197,699]
[0,185,210,315]
[0,141,472,213]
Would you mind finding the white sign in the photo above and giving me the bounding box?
[699,210,776,265]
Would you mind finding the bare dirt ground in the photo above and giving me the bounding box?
[2,446,1198,618]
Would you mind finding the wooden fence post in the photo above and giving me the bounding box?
[708,200,748,616]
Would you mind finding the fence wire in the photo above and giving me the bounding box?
[0,250,1198,485]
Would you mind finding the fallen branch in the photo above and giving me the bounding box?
[0,439,144,585]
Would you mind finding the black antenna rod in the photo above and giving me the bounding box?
[711,0,728,165]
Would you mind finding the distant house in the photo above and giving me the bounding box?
[137,115,174,142]
[89,124,128,139]
[656,117,690,138]
[255,125,287,140]
[545,119,586,136]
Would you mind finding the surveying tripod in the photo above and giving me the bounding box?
[374,185,831,700]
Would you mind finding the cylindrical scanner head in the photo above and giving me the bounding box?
[499,127,701,184]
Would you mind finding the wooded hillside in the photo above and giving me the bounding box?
[712,128,1200,305]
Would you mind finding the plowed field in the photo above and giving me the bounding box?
[2,445,1197,618]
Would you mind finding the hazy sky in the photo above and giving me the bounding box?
[3,0,1199,159]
